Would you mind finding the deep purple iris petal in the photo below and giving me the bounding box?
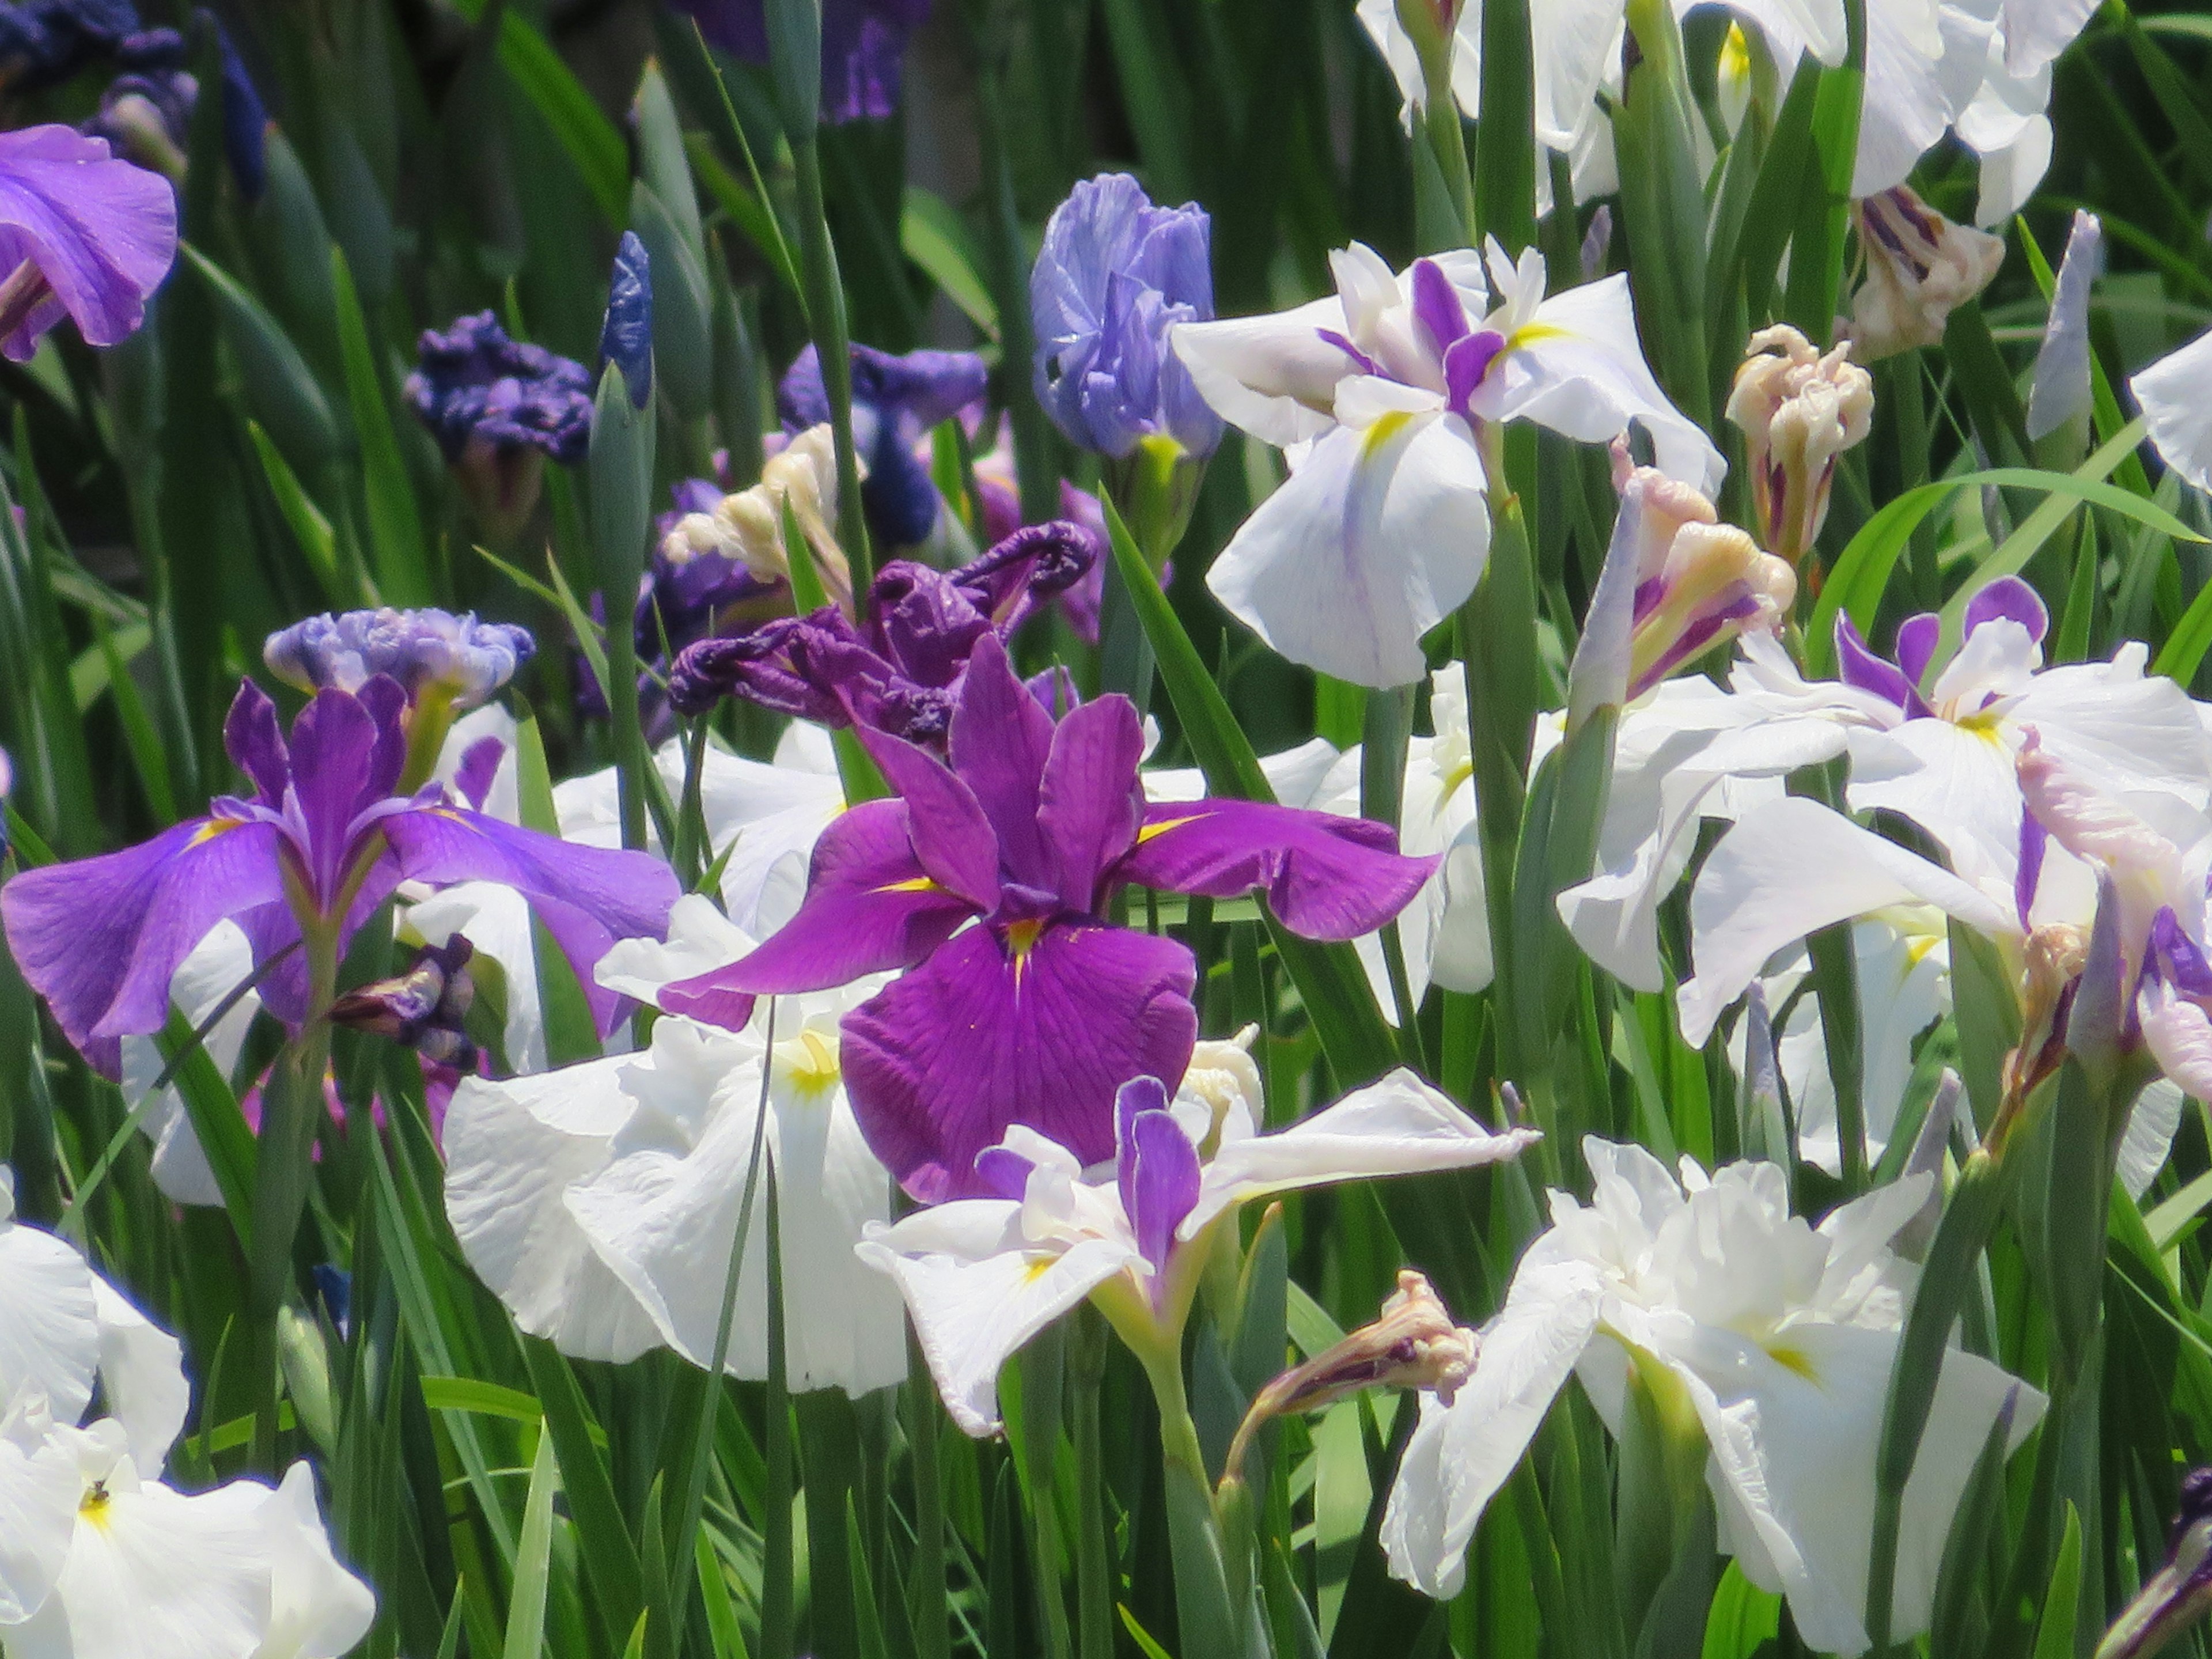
[1964,575,2050,647]
[948,635,1058,891]
[1408,259,1469,359]
[658,801,978,1027]
[286,686,396,903]
[454,736,506,812]
[357,675,410,800]
[1112,801,1439,941]
[0,124,176,362]
[1833,614,1918,713]
[224,680,291,809]
[381,805,679,1032]
[0,815,289,1070]
[238,897,309,1030]
[953,521,1098,636]
[868,562,992,688]
[2153,907,2212,998]
[1442,330,1508,420]
[1124,1108,1202,1285]
[1114,1074,1171,1153]
[841,920,1199,1202]
[1036,696,1146,912]
[854,728,1005,909]
[1893,612,1941,690]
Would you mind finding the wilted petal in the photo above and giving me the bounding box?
[1188,1069,1540,1237]
[1205,412,1491,688]
[841,921,1199,1202]
[1115,798,1438,940]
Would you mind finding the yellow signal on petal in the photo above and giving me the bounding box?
[1136,814,1206,845]
[874,876,941,894]
[1006,917,1045,991]
[185,818,244,849]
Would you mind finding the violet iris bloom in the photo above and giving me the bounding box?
[0,123,175,362]
[657,634,1437,1201]
[406,313,594,468]
[0,677,680,1075]
[667,521,1094,747]
[1832,574,2052,724]
[781,342,988,549]
[1032,173,1221,461]
[669,0,931,124]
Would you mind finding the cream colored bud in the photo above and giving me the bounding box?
[1181,1024,1264,1158]
[1847,185,2005,361]
[676,425,858,609]
[1728,324,1874,566]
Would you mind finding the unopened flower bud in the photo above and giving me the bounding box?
[264,608,535,713]
[1847,185,2005,361]
[1727,324,1873,567]
[2006,919,2088,1110]
[1224,1270,1478,1483]
[1605,446,1796,698]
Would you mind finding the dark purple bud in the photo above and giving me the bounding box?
[0,0,138,93]
[600,231,653,407]
[666,0,932,124]
[328,938,478,1071]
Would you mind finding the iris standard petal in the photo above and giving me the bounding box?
[857,725,1007,908]
[0,814,288,1067]
[1206,411,1491,688]
[658,801,978,1029]
[1038,695,1146,911]
[841,921,1200,1202]
[947,634,1058,891]
[1114,798,1438,940]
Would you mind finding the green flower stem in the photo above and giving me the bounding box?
[1070,1311,1116,1659]
[788,132,873,601]
[247,924,339,1473]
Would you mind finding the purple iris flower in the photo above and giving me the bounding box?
[0,0,137,92]
[0,677,680,1075]
[1031,173,1221,461]
[668,0,931,124]
[781,342,988,550]
[406,313,595,468]
[656,634,1437,1201]
[1832,574,2050,722]
[666,520,1095,746]
[0,123,175,362]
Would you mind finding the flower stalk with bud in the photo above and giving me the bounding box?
[1728,324,1874,570]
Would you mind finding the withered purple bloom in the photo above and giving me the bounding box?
[657,634,1437,1202]
[667,520,1095,747]
[406,313,594,468]
[781,342,987,548]
[0,123,175,362]
[0,677,680,1075]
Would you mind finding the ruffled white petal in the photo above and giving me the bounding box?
[441,1062,664,1362]
[0,1175,99,1431]
[2133,327,2212,497]
[1170,298,1356,448]
[0,1395,77,1624]
[2119,1077,2186,1201]
[86,1280,187,1472]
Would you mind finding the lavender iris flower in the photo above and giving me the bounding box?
[0,123,175,362]
[264,608,536,713]
[0,677,680,1075]
[405,313,595,468]
[667,0,932,124]
[656,634,1437,1202]
[780,342,988,549]
[1031,173,1221,461]
[667,520,1094,747]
